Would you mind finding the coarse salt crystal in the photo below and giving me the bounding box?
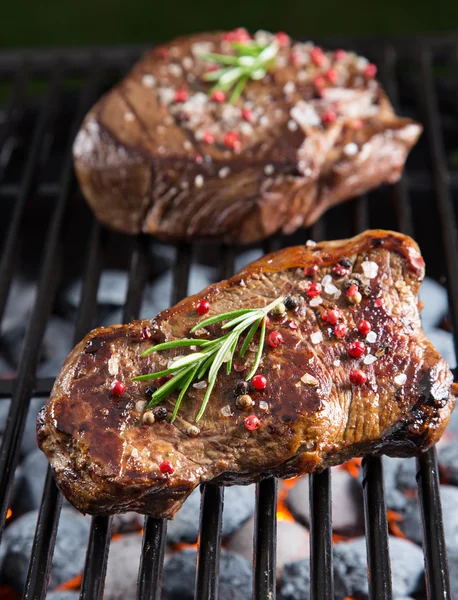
[182,56,194,69]
[343,142,359,157]
[218,167,231,179]
[159,88,175,105]
[309,296,322,307]
[220,405,233,417]
[108,356,119,376]
[168,63,183,77]
[135,400,147,412]
[363,354,377,365]
[167,355,184,368]
[193,381,207,389]
[259,400,270,412]
[194,174,204,188]
[183,140,192,151]
[297,70,308,81]
[333,359,341,367]
[287,119,298,131]
[311,331,323,344]
[240,122,253,136]
[394,374,407,386]
[259,115,270,127]
[142,74,156,88]
[290,101,321,128]
[324,283,339,295]
[306,239,317,247]
[191,41,214,56]
[362,261,379,279]
[264,164,274,176]
[131,448,139,458]
[356,56,370,71]
[124,112,135,122]
[322,274,332,286]
[301,372,319,386]
[366,331,377,343]
[283,81,296,95]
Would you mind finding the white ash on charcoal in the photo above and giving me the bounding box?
[234,248,264,272]
[162,548,252,600]
[425,329,456,369]
[357,457,417,513]
[0,508,89,592]
[333,536,425,599]
[286,469,365,536]
[0,397,44,457]
[281,536,424,599]
[227,515,309,580]
[419,277,449,330]
[280,558,311,600]
[13,449,48,514]
[438,442,458,485]
[447,549,458,600]
[399,485,458,551]
[1,277,37,334]
[1,316,74,376]
[66,270,129,308]
[103,532,171,600]
[140,264,218,317]
[167,484,255,544]
[46,593,79,600]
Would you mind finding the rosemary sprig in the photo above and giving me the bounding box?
[132,297,284,422]
[199,39,279,103]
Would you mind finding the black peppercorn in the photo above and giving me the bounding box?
[234,380,249,396]
[153,406,168,421]
[284,296,298,310]
[338,257,353,268]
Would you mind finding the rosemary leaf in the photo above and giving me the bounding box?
[226,335,239,375]
[190,308,255,332]
[170,363,200,422]
[195,377,216,422]
[203,67,232,82]
[146,367,191,408]
[245,317,266,380]
[197,353,214,380]
[208,330,239,382]
[230,74,250,103]
[171,352,207,369]
[199,52,240,65]
[141,338,210,357]
[240,317,262,357]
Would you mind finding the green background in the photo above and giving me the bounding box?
[1,0,457,49]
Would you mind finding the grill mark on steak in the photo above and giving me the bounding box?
[37,230,455,517]
[73,32,422,243]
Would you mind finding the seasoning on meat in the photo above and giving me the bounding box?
[38,230,456,518]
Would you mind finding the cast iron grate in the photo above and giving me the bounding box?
[0,34,457,600]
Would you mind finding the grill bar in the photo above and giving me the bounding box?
[253,477,278,599]
[0,67,62,326]
[0,36,455,600]
[362,457,392,600]
[195,485,224,599]
[309,469,333,600]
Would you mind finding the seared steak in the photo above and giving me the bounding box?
[73,31,421,244]
[37,230,455,517]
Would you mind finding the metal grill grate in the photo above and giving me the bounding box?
[0,34,457,600]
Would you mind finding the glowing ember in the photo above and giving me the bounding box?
[387,509,408,539]
[6,508,12,520]
[55,573,83,591]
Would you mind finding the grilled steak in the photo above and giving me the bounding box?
[73,31,421,244]
[37,230,455,517]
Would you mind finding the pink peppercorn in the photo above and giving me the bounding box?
[306,282,322,298]
[275,32,290,46]
[334,323,347,339]
[211,89,225,103]
[111,380,126,396]
[252,375,267,390]
[364,64,377,79]
[244,415,261,431]
[322,308,342,325]
[159,460,175,474]
[268,331,284,348]
[358,320,371,335]
[326,68,338,84]
[174,88,188,103]
[350,369,367,386]
[202,131,215,144]
[196,299,210,315]
[310,47,325,66]
[304,265,319,276]
[322,110,337,124]
[348,341,365,358]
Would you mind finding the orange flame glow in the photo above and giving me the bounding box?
[387,509,407,539]
[55,573,82,591]
[277,482,296,522]
[340,458,362,478]
[6,508,12,520]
